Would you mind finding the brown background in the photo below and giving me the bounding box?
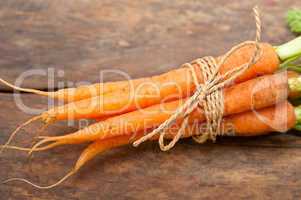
[1,0,301,199]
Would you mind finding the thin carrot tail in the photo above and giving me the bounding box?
[0,115,42,154]
[0,145,31,152]
[0,78,51,96]
[29,122,52,148]
[2,169,76,190]
[0,141,63,153]
[28,136,61,155]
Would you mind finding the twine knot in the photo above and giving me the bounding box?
[133,6,262,151]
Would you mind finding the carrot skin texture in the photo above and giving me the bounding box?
[167,102,295,137]
[42,72,289,145]
[51,43,278,103]
[225,101,296,136]
[217,43,279,83]
[74,134,141,171]
[74,101,295,172]
[54,80,143,102]
[44,43,279,121]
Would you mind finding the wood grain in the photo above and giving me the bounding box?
[1,0,301,199]
[0,0,300,91]
[1,94,301,199]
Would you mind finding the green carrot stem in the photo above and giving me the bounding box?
[285,65,301,73]
[280,54,301,68]
[276,36,301,62]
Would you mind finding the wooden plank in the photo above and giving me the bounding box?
[1,94,301,199]
[0,0,300,90]
[1,0,301,198]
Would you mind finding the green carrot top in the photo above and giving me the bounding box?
[275,9,301,69]
[287,9,301,34]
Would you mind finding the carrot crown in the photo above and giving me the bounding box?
[277,36,301,71]
[288,76,301,93]
[294,106,301,131]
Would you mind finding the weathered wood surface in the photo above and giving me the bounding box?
[0,0,301,91]
[1,0,301,199]
[1,93,301,199]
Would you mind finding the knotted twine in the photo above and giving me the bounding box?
[133,6,263,151]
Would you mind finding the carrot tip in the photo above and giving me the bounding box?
[3,170,75,189]
[0,145,31,152]
[28,137,57,155]
[36,136,50,139]
[0,78,49,96]
[0,143,58,153]
[0,116,42,154]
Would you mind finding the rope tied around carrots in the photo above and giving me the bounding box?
[133,6,263,151]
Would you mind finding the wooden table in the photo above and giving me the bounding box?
[1,0,301,199]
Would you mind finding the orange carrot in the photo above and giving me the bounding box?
[19,50,286,124]
[0,43,278,103]
[6,101,295,189]
[73,101,295,175]
[1,43,283,151]
[30,72,290,151]
[80,101,296,155]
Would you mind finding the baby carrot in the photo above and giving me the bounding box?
[0,43,284,151]
[0,42,280,103]
[3,39,301,152]
[3,36,301,103]
[29,72,292,151]
[5,101,296,189]
[72,101,296,177]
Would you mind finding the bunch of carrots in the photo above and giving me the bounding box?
[2,16,301,188]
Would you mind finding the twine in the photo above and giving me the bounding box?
[133,6,262,151]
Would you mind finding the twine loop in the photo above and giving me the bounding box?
[133,6,262,151]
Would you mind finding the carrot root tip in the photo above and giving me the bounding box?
[0,78,49,96]
[2,169,76,189]
[28,138,58,155]
[36,136,50,139]
[0,145,31,152]
[0,116,42,154]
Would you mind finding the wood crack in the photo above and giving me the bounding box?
[0,88,60,94]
